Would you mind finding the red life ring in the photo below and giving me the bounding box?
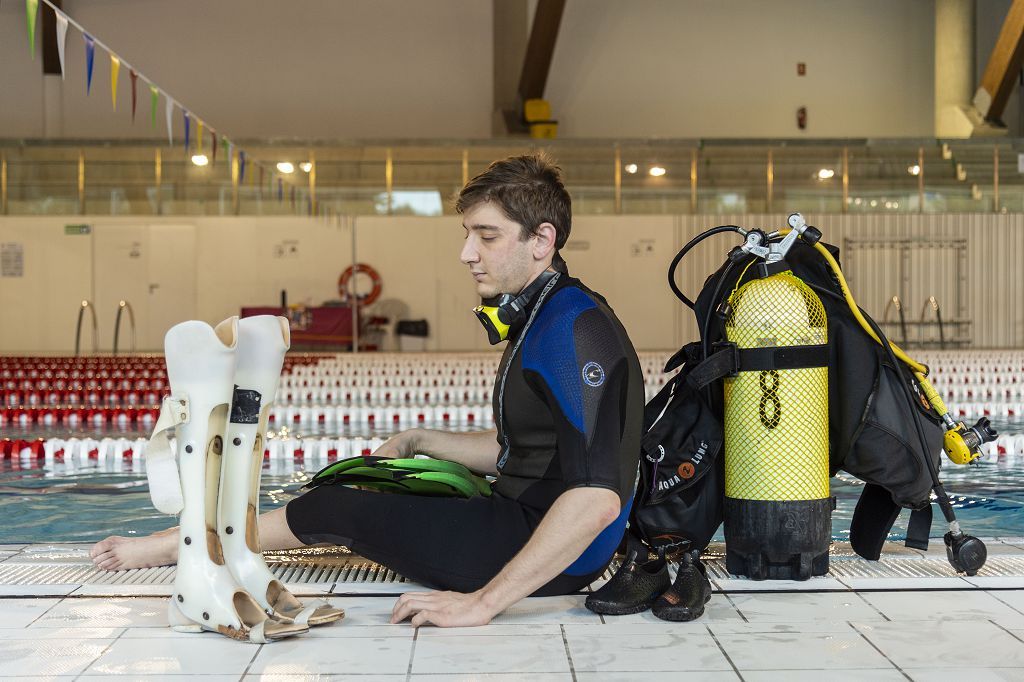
[338,263,383,307]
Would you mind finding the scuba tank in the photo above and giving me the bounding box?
[722,267,831,580]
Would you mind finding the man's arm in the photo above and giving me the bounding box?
[372,428,500,476]
[390,486,620,627]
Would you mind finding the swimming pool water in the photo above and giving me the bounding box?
[1,457,1022,545]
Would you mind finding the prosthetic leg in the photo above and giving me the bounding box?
[216,315,344,627]
[146,319,306,642]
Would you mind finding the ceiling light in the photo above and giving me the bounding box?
[817,168,835,180]
[624,163,638,174]
[300,162,313,173]
[190,154,209,167]
[277,162,295,174]
[649,165,666,177]
[907,164,921,176]
[870,199,878,207]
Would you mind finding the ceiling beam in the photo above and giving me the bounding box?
[975,0,1024,122]
[517,0,566,102]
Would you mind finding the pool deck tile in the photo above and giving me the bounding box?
[0,591,1020,678]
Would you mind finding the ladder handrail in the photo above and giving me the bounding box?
[920,296,946,350]
[113,300,137,356]
[74,300,98,356]
[883,295,908,346]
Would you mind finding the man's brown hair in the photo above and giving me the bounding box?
[455,153,571,272]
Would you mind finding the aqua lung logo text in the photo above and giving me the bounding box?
[692,440,708,465]
[655,440,709,492]
[582,361,605,387]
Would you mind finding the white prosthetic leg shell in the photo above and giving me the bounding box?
[165,319,246,632]
[218,315,289,612]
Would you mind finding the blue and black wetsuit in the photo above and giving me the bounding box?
[286,273,644,595]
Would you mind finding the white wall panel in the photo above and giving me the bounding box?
[0,220,92,353]
[0,213,1020,354]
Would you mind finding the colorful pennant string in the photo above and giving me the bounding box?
[30,0,273,184]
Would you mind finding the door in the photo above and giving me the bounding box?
[93,225,150,352]
[147,224,197,348]
[91,224,196,351]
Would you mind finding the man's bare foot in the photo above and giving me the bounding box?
[90,527,179,571]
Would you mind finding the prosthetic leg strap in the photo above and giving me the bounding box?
[905,505,933,551]
[292,599,331,626]
[145,394,189,515]
[849,482,901,561]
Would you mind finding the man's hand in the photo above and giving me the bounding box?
[390,589,498,628]
[372,428,501,475]
[371,429,420,459]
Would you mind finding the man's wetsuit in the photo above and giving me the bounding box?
[286,271,644,594]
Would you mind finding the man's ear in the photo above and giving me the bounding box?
[532,222,557,261]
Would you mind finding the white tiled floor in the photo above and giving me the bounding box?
[1,590,1023,680]
[5,540,1024,679]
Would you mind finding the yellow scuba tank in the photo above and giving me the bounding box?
[722,269,831,580]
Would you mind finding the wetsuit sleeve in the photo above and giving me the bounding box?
[523,307,631,497]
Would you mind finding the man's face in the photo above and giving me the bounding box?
[460,202,536,299]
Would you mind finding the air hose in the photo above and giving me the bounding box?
[778,228,989,574]
[778,229,996,467]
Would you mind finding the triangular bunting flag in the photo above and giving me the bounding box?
[84,35,95,94]
[196,121,204,152]
[110,55,120,111]
[55,12,68,79]
[150,85,159,128]
[165,97,174,145]
[183,111,190,151]
[210,130,217,164]
[129,70,138,122]
[239,151,247,184]
[26,0,39,58]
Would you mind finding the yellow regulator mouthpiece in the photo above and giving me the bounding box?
[473,305,511,345]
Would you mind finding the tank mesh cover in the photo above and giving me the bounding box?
[724,271,829,501]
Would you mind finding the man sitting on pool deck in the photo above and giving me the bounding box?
[91,154,645,628]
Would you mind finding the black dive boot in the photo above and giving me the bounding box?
[585,541,670,616]
[651,550,712,622]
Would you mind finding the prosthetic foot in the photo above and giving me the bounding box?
[216,315,344,627]
[146,319,307,643]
